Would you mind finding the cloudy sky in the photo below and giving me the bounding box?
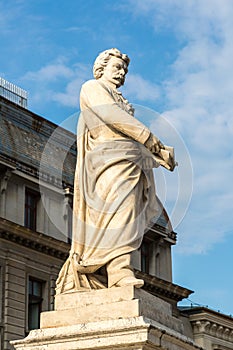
[1,0,233,315]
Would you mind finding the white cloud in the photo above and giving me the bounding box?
[24,62,74,82]
[22,59,91,108]
[127,0,233,254]
[51,77,83,107]
[123,73,160,102]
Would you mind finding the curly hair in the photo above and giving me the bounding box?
[93,48,130,80]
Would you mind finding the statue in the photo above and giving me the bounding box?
[56,48,176,294]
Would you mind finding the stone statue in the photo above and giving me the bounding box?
[56,48,176,294]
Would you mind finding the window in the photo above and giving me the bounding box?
[140,239,152,274]
[24,188,39,230]
[28,278,44,331]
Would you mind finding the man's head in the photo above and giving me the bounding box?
[93,48,130,88]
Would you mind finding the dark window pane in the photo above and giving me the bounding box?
[28,302,40,330]
[28,278,43,331]
[24,189,39,231]
[33,281,42,297]
[141,239,151,273]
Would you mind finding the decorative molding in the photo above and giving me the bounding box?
[192,319,233,342]
[151,223,177,242]
[0,153,70,189]
[0,169,12,194]
[0,218,69,260]
[135,270,193,302]
[181,308,233,343]
[212,344,233,350]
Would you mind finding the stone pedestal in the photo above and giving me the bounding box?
[11,287,200,350]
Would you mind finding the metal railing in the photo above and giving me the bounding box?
[0,77,28,108]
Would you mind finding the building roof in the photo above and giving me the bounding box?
[0,96,76,188]
[150,196,176,239]
[179,306,233,323]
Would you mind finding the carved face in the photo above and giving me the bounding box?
[102,56,128,88]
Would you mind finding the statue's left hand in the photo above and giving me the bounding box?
[144,133,165,154]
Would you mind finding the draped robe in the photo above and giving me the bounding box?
[56,79,162,292]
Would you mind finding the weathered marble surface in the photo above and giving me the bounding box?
[56,48,176,294]
[11,287,199,350]
[42,286,184,333]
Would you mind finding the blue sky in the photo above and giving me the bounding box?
[1,0,233,316]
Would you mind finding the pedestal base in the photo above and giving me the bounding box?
[11,287,200,350]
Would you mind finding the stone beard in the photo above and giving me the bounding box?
[56,48,176,293]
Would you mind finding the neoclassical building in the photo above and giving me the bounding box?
[0,80,232,350]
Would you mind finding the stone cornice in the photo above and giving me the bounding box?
[212,345,233,350]
[0,153,72,190]
[0,217,69,260]
[135,270,193,302]
[147,224,177,243]
[192,319,233,342]
[181,307,233,342]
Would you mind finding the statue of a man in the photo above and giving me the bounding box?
[56,48,176,293]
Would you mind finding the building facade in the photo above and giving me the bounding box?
[0,90,76,349]
[0,88,232,350]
